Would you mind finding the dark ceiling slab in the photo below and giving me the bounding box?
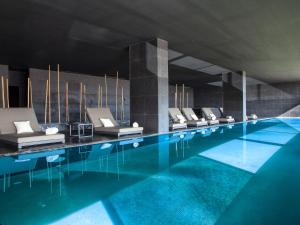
[0,0,300,82]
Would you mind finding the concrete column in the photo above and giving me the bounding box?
[222,71,247,121]
[129,38,169,133]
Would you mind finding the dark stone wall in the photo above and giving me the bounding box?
[129,38,169,133]
[193,84,223,110]
[247,80,300,117]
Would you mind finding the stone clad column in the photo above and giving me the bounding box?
[129,38,169,133]
[222,71,247,121]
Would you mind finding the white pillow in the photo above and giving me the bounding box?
[210,113,216,120]
[176,114,186,121]
[45,127,59,135]
[201,118,206,122]
[190,114,198,121]
[226,116,233,119]
[100,118,114,127]
[14,121,34,134]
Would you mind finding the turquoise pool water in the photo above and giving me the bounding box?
[1,118,300,225]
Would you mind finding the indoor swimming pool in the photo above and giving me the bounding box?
[0,118,300,225]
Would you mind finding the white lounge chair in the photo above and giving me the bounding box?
[181,108,208,127]
[168,108,187,130]
[0,108,65,149]
[87,108,143,137]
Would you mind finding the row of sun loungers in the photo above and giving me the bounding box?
[0,107,257,149]
[169,107,236,130]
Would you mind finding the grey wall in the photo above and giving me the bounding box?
[247,79,300,117]
[193,85,223,109]
[30,68,130,123]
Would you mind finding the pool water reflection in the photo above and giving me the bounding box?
[0,118,300,225]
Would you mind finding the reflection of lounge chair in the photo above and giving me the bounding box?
[182,108,208,127]
[202,107,235,124]
[87,108,143,137]
[168,108,187,130]
[0,108,65,148]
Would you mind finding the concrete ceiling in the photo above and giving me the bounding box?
[1,0,300,83]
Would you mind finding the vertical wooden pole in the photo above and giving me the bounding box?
[84,84,87,122]
[179,92,182,110]
[1,76,5,108]
[30,79,33,108]
[6,78,9,108]
[57,64,61,124]
[98,84,100,109]
[45,80,49,124]
[105,74,107,108]
[100,85,103,108]
[115,71,118,120]
[79,82,82,122]
[121,86,124,121]
[66,82,69,123]
[186,92,189,108]
[175,84,177,108]
[27,77,30,108]
[48,65,51,123]
[182,84,185,110]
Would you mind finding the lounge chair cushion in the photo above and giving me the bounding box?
[171,123,187,130]
[95,126,143,135]
[169,108,185,122]
[0,132,65,144]
[187,120,208,127]
[191,114,198,121]
[0,108,41,134]
[87,108,119,128]
[13,121,34,134]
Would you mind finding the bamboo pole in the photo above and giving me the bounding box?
[105,74,107,108]
[6,78,9,108]
[121,86,124,121]
[186,92,189,108]
[48,65,51,123]
[30,79,33,108]
[179,92,182,110]
[182,84,185,110]
[45,80,49,124]
[84,84,87,122]
[98,84,100,109]
[100,85,103,108]
[57,64,61,124]
[66,82,69,123]
[115,71,118,120]
[27,77,30,108]
[79,82,82,122]
[2,76,5,108]
[175,84,177,108]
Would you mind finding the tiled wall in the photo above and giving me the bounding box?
[193,85,223,109]
[247,80,300,117]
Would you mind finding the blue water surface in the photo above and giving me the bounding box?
[0,118,300,225]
